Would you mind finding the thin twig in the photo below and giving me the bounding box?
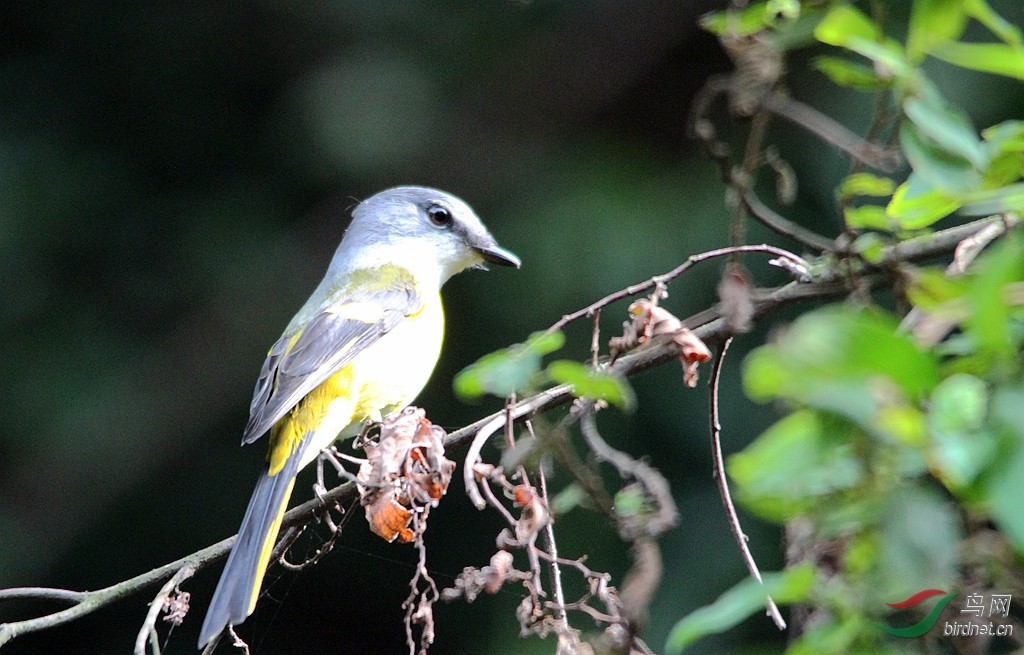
[579,407,678,538]
[878,214,1020,267]
[479,475,519,527]
[0,588,86,604]
[708,338,786,630]
[690,81,838,253]
[0,552,210,648]
[763,92,900,172]
[543,416,616,516]
[403,511,439,655]
[548,244,811,334]
[900,213,1019,343]
[226,624,250,655]
[739,188,836,252]
[444,213,1019,458]
[463,412,509,510]
[536,465,568,628]
[134,564,195,655]
[731,110,772,249]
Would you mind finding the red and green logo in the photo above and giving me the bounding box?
[877,589,957,637]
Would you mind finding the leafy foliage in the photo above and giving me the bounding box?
[664,1,1024,652]
[454,329,636,410]
[495,1,1024,651]
[453,330,566,399]
[726,237,1024,652]
[806,0,1024,239]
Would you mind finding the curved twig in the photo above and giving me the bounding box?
[134,564,196,655]
[739,188,837,252]
[708,338,785,630]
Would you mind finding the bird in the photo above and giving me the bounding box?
[197,186,519,648]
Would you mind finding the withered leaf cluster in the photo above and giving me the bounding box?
[357,408,455,543]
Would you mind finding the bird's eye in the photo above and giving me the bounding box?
[427,205,453,227]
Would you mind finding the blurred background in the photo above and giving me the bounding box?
[1,2,1020,654]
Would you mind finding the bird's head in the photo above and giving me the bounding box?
[337,186,520,286]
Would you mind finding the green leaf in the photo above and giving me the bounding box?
[928,374,994,491]
[765,0,800,21]
[546,359,635,411]
[453,330,565,399]
[964,0,1023,45]
[665,565,815,654]
[814,5,910,78]
[989,387,1024,554]
[612,485,648,518]
[852,232,888,263]
[728,410,865,521]
[743,306,940,403]
[742,306,936,451]
[814,4,877,44]
[699,2,775,37]
[886,175,961,229]
[813,56,889,91]
[983,151,1024,188]
[979,123,1024,187]
[550,483,589,515]
[982,120,1024,153]
[876,404,928,446]
[905,268,969,310]
[844,204,891,231]
[788,614,896,655]
[933,42,1024,80]
[959,182,1024,215]
[873,485,961,602]
[907,0,968,62]
[903,96,985,169]
[900,121,982,195]
[839,172,896,199]
[962,234,1024,359]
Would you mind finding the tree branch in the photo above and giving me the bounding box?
[0,213,1014,648]
[547,243,811,334]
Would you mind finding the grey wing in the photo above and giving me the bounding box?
[241,286,419,444]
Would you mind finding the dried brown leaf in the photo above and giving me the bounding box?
[717,263,754,334]
[513,484,550,544]
[619,299,712,387]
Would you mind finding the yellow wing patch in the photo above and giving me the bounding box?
[242,272,421,446]
[266,364,357,475]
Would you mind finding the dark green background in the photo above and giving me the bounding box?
[1,2,1020,654]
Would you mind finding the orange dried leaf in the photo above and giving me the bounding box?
[366,497,415,543]
[513,485,535,506]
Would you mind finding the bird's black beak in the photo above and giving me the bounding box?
[475,243,521,268]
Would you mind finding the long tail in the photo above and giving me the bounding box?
[198,453,302,648]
